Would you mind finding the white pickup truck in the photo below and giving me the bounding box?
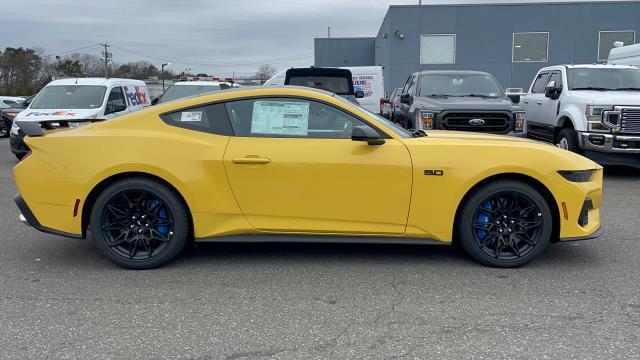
[524,64,640,166]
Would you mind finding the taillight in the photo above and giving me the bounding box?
[379,98,385,113]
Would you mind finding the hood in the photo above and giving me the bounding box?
[15,109,101,122]
[569,90,640,105]
[403,130,600,171]
[413,96,521,111]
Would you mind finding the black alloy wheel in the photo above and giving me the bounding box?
[90,178,189,269]
[458,180,552,267]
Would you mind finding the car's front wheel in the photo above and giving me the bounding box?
[457,180,553,267]
[89,177,189,269]
[0,118,10,138]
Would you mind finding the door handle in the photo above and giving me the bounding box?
[232,156,271,165]
[537,101,543,105]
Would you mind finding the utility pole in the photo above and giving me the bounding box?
[161,63,171,91]
[328,26,331,38]
[100,43,110,78]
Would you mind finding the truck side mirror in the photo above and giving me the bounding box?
[544,81,562,100]
[400,93,412,104]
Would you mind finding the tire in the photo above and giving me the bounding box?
[89,177,189,269]
[457,180,553,268]
[0,118,9,138]
[555,128,579,153]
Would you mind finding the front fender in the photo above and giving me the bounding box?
[558,104,585,131]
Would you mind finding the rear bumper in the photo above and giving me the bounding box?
[14,194,82,239]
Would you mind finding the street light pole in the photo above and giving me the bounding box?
[161,63,171,91]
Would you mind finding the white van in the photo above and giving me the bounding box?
[344,66,385,114]
[608,42,640,66]
[264,66,385,114]
[10,78,150,159]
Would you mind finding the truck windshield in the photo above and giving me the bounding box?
[159,84,224,103]
[568,68,640,91]
[419,74,504,97]
[288,76,352,95]
[30,85,107,109]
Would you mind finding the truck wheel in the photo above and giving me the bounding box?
[457,179,552,268]
[555,128,578,152]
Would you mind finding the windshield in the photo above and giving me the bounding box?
[419,74,504,97]
[333,95,412,138]
[288,76,352,95]
[568,67,640,90]
[159,84,223,103]
[30,85,107,109]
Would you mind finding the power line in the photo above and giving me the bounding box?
[110,45,312,68]
[50,44,101,57]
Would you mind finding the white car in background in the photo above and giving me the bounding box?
[0,96,26,107]
[10,77,150,159]
[152,81,240,105]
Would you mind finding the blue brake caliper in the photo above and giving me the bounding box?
[476,201,492,240]
[150,199,169,235]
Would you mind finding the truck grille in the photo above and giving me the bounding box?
[441,112,511,134]
[621,108,640,133]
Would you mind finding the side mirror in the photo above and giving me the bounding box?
[400,93,412,104]
[355,90,365,99]
[105,103,127,115]
[544,81,562,100]
[507,94,521,104]
[351,125,385,145]
[22,100,30,108]
[151,97,160,105]
[382,98,390,104]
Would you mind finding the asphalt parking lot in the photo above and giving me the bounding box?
[0,137,639,360]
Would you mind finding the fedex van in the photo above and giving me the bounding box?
[10,78,150,159]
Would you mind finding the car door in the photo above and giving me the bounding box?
[103,86,128,119]
[223,96,413,234]
[524,71,552,139]
[539,71,563,125]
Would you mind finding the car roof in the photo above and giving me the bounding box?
[46,77,147,87]
[414,70,492,76]
[173,81,239,86]
[565,64,638,69]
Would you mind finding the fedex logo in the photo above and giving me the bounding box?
[25,111,76,117]
[123,86,148,107]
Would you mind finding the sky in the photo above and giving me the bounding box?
[0,0,622,77]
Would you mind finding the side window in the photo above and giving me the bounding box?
[406,76,418,96]
[548,71,563,90]
[401,76,412,94]
[106,87,127,112]
[224,97,371,139]
[160,103,233,135]
[531,72,551,94]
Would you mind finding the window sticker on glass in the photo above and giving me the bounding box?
[251,101,309,136]
[181,111,203,122]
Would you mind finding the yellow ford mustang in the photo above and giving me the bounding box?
[13,86,602,269]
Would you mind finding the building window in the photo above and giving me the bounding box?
[420,34,456,64]
[598,30,635,61]
[512,32,549,62]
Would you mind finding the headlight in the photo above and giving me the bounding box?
[586,105,613,132]
[418,111,434,130]
[558,169,594,182]
[10,121,20,135]
[514,112,526,132]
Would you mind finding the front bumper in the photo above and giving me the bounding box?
[14,194,82,239]
[578,132,640,166]
[9,131,29,157]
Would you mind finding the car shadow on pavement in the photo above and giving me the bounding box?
[603,165,640,178]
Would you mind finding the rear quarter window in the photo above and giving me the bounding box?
[160,103,233,135]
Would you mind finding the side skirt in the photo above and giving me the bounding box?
[196,234,448,246]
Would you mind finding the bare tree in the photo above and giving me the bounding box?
[254,64,277,83]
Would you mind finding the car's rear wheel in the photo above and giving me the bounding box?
[0,118,10,138]
[457,180,552,267]
[89,178,189,269]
